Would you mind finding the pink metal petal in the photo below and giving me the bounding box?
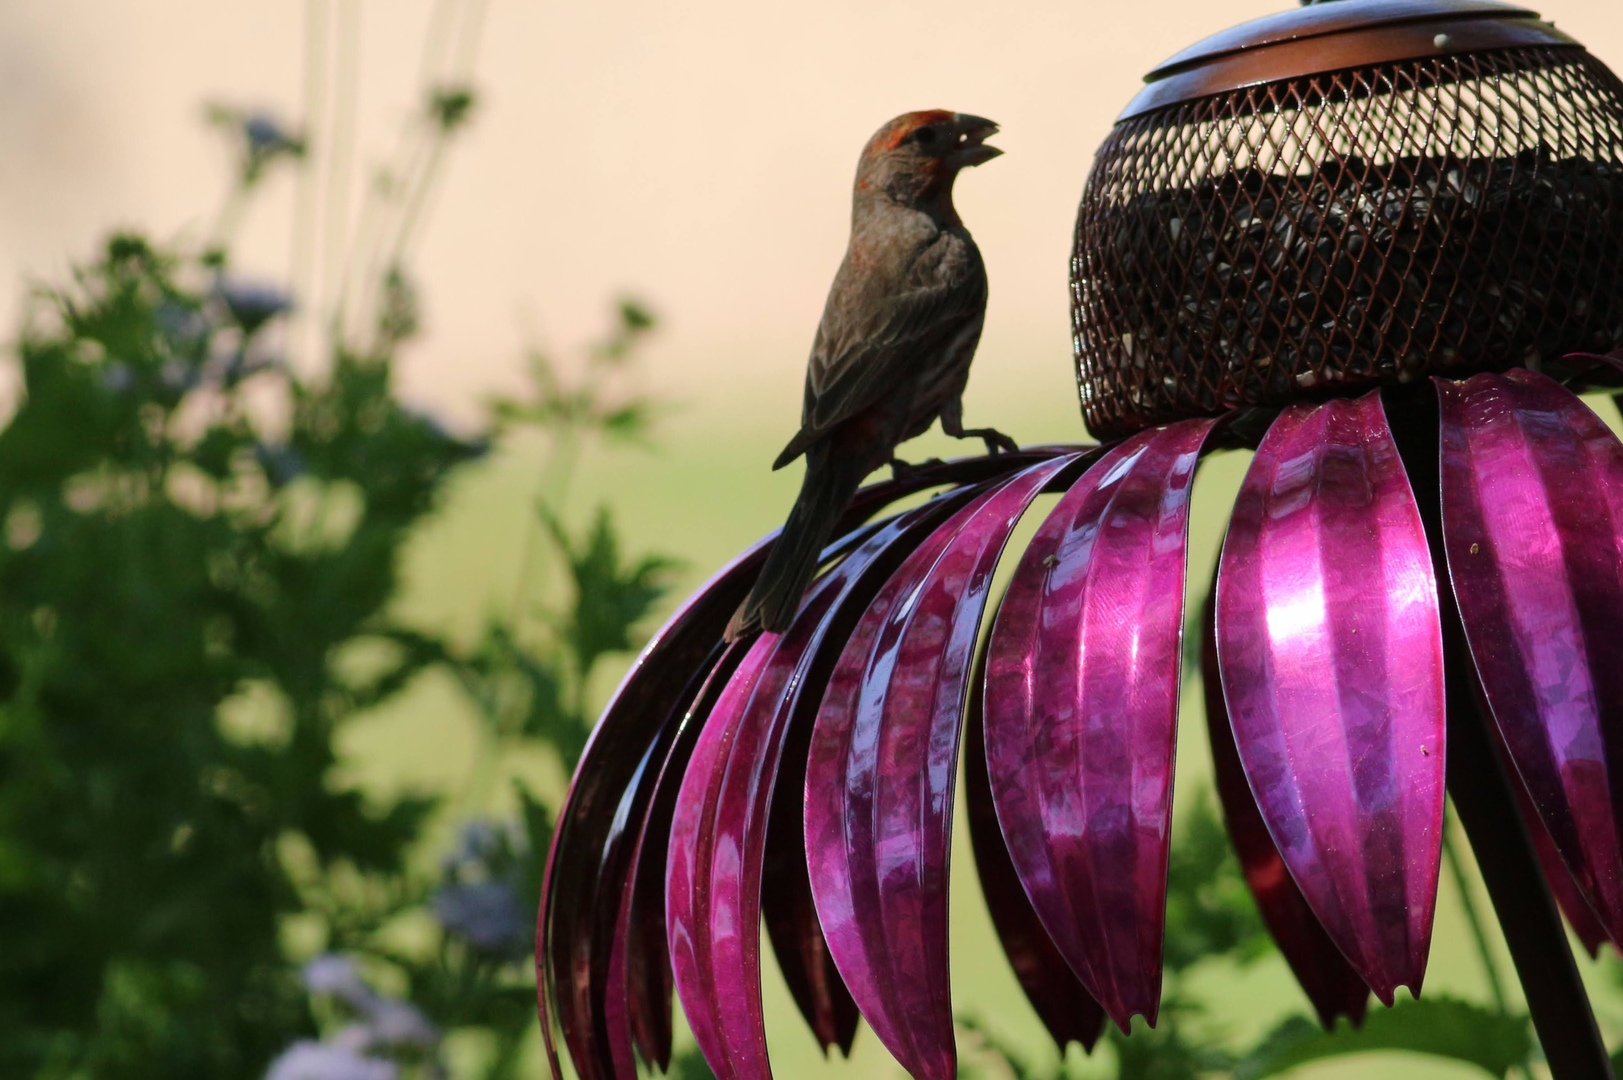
[667,498,976,1080]
[1436,369,1623,948]
[760,794,860,1057]
[983,419,1215,1032]
[539,544,763,1080]
[537,452,1081,1080]
[758,453,1081,1057]
[964,675,1107,1052]
[805,456,1080,1080]
[606,643,750,1077]
[1202,604,1370,1029]
[1496,719,1614,958]
[663,637,776,1079]
[1216,391,1445,1006]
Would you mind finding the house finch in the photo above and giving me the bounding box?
[727,110,1016,639]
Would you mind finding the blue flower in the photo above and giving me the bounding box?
[216,277,293,335]
[301,955,375,1011]
[264,1040,396,1080]
[243,114,299,156]
[432,880,530,960]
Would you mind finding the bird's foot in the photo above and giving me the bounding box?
[890,456,944,480]
[955,427,1020,456]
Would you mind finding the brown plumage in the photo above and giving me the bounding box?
[727,110,1016,640]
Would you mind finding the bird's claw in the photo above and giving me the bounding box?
[963,428,1020,456]
[986,431,1020,456]
[890,456,944,480]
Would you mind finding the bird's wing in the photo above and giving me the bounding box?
[811,280,980,425]
[770,273,984,470]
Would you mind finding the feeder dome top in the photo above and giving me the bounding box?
[1122,0,1579,121]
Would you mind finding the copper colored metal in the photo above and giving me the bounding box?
[1073,1,1623,438]
[1125,1,1566,120]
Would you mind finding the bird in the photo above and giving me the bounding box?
[727,110,1017,639]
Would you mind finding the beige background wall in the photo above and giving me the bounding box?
[7,0,1618,439]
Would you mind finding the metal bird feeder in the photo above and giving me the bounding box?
[1072,0,1623,437]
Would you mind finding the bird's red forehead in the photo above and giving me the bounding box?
[873,110,956,152]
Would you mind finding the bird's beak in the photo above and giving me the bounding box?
[949,113,1002,168]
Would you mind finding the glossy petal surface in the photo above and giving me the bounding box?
[1202,603,1369,1029]
[757,452,1073,1055]
[537,452,1075,1080]
[984,421,1214,1031]
[1217,391,1445,1005]
[805,456,1077,1080]
[964,673,1107,1052]
[538,548,759,1080]
[606,644,748,1078]
[1438,370,1623,947]
[1494,718,1614,958]
[667,499,974,1080]
[760,775,860,1057]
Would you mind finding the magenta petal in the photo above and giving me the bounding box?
[538,540,766,1080]
[964,675,1107,1052]
[760,803,860,1057]
[1217,391,1445,1005]
[1493,718,1615,958]
[606,643,749,1078]
[667,499,975,1080]
[762,474,1068,1057]
[805,456,1079,1080]
[1437,369,1623,948]
[666,636,779,1080]
[538,452,1083,1080]
[1202,605,1370,1028]
[984,420,1214,1031]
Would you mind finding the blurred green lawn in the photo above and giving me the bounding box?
[343,360,1623,1079]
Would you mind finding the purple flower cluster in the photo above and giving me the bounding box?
[264,956,441,1080]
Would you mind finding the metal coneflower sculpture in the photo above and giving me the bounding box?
[538,2,1623,1078]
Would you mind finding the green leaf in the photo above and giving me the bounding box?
[617,297,655,334]
[1113,1016,1235,1080]
[955,1013,1050,1080]
[1234,998,1532,1079]
[1163,788,1270,973]
[669,1045,718,1080]
[543,505,679,682]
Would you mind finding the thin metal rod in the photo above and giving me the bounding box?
[1444,651,1612,1079]
[1441,818,1511,1014]
[1386,386,1613,1080]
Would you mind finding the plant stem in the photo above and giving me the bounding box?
[290,0,326,371]
[1443,814,1510,1014]
[508,422,581,630]
[322,0,361,332]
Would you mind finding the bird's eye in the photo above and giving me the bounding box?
[913,127,938,146]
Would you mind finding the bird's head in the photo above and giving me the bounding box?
[854,110,1001,217]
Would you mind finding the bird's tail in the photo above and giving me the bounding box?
[727,446,868,640]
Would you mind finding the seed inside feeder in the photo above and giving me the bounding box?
[1083,148,1623,417]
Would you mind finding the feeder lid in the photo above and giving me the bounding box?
[1121,0,1580,121]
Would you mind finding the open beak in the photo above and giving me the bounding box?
[950,113,1002,167]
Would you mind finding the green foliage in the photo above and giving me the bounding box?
[0,230,475,1076]
[1162,790,1270,974]
[0,76,674,1077]
[541,506,678,689]
[490,300,662,445]
[1234,998,1533,1079]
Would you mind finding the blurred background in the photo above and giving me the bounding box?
[5,0,1623,1077]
